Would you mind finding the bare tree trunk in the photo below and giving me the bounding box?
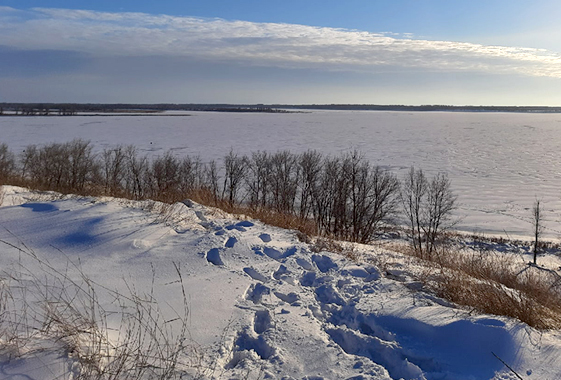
[222,150,246,207]
[297,150,322,220]
[533,199,542,265]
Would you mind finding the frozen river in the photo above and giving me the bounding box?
[3,110,561,239]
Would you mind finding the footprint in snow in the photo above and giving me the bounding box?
[273,264,290,281]
[296,258,313,271]
[259,233,271,242]
[300,271,317,287]
[315,284,345,306]
[227,327,275,368]
[263,247,283,260]
[225,221,254,232]
[225,236,237,248]
[262,246,298,261]
[243,267,269,283]
[236,220,254,227]
[274,291,300,305]
[252,247,265,256]
[206,248,224,266]
[312,254,338,273]
[253,310,272,334]
[245,283,270,304]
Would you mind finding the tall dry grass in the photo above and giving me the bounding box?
[392,243,561,329]
[0,239,207,379]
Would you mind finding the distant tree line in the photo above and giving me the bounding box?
[2,103,561,114]
[0,140,456,251]
[0,103,288,115]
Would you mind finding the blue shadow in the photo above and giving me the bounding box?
[21,203,58,212]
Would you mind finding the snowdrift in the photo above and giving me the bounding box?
[0,186,559,379]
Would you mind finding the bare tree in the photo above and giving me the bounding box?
[401,168,457,258]
[297,150,322,219]
[269,151,299,214]
[20,144,39,182]
[124,145,150,200]
[178,155,203,197]
[17,140,97,193]
[341,152,400,243]
[245,151,270,210]
[66,139,96,192]
[102,145,127,195]
[222,150,246,207]
[40,142,69,189]
[151,151,181,201]
[203,160,220,204]
[532,199,543,265]
[307,152,400,243]
[424,172,457,255]
[355,165,400,243]
[313,155,342,236]
[401,167,427,255]
[0,143,15,184]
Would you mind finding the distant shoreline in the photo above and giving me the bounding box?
[2,103,561,115]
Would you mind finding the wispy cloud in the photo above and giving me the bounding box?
[1,7,561,79]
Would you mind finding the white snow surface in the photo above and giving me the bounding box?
[2,110,561,240]
[0,186,560,380]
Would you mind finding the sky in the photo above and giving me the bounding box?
[1,1,561,105]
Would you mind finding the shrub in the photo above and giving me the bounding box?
[0,143,16,185]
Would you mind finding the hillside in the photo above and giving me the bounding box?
[0,185,560,379]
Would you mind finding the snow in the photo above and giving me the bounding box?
[1,185,560,379]
[2,110,561,240]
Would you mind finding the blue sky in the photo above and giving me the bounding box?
[1,1,561,105]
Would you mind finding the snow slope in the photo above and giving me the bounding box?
[0,186,560,379]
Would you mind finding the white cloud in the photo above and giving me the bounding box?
[1,7,561,79]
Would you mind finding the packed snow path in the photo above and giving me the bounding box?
[0,186,560,379]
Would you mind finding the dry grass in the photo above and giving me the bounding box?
[246,208,318,237]
[435,269,561,329]
[392,243,561,329]
[0,241,206,379]
[187,190,320,239]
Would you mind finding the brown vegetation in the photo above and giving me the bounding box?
[0,140,403,244]
[392,243,561,329]
[0,242,201,379]
[5,139,559,329]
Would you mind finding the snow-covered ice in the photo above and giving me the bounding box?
[1,185,560,379]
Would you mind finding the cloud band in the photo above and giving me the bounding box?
[1,7,560,78]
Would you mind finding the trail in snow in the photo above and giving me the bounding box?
[0,186,559,379]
